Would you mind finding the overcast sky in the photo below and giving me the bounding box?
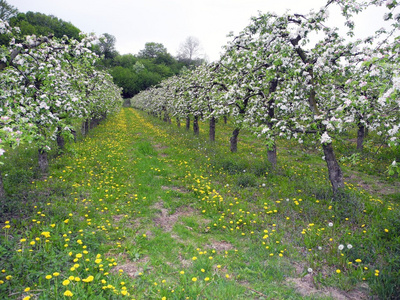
[7,0,394,61]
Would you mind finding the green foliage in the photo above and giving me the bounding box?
[236,173,257,187]
[8,12,80,40]
[109,51,188,98]
[138,42,168,59]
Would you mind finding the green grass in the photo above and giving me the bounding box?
[0,108,399,299]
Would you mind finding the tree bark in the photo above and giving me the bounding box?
[56,127,65,150]
[176,117,181,128]
[186,116,190,131]
[81,119,89,136]
[38,148,49,174]
[322,142,344,196]
[0,170,5,202]
[193,115,199,135]
[209,116,216,142]
[224,116,227,124]
[230,128,240,152]
[163,111,169,122]
[267,143,277,168]
[357,124,365,151]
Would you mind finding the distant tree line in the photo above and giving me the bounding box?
[0,1,205,98]
[100,41,205,98]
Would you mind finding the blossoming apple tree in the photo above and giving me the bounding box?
[0,19,123,198]
[132,0,399,196]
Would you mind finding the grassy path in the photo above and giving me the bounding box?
[1,108,399,299]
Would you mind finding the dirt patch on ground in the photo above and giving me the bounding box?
[152,201,196,232]
[161,186,188,193]
[287,276,370,299]
[206,240,234,252]
[112,214,126,222]
[154,144,168,150]
[111,256,150,278]
[345,172,399,196]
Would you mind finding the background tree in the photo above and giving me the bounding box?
[0,0,17,21]
[7,12,80,40]
[177,36,205,66]
[138,42,168,59]
[93,33,118,60]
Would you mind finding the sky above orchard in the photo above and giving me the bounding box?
[8,0,392,61]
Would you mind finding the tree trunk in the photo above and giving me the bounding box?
[38,148,49,174]
[81,119,89,136]
[56,127,65,150]
[322,142,344,196]
[267,143,277,168]
[224,116,227,124]
[186,116,190,131]
[176,117,181,128]
[193,115,199,136]
[230,128,240,152]
[209,116,216,142]
[0,170,5,202]
[357,124,365,151]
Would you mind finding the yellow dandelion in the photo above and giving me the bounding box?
[41,232,50,238]
[62,279,70,286]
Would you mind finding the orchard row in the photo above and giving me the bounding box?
[0,20,123,195]
[131,0,400,195]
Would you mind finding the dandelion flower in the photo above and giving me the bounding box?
[336,269,341,274]
[64,290,73,297]
[192,277,197,282]
[41,232,50,238]
[338,244,344,250]
[62,279,70,286]
[45,275,52,280]
[307,268,313,273]
[347,244,353,249]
